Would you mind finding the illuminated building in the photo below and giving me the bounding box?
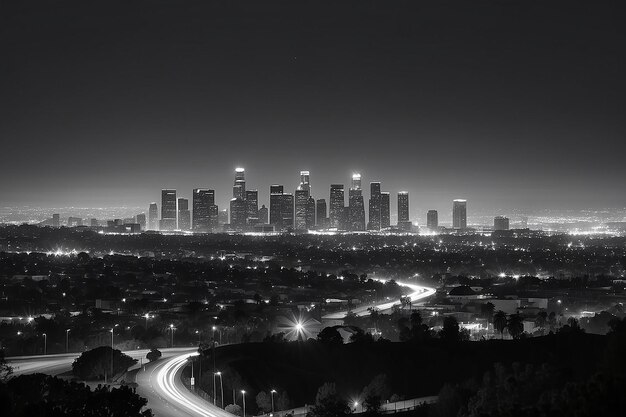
[269,185,284,229]
[245,189,259,224]
[90,218,98,227]
[316,199,327,228]
[208,205,219,231]
[192,189,215,232]
[258,204,269,224]
[494,215,510,231]
[397,191,411,231]
[135,213,146,230]
[329,184,345,229]
[177,198,191,230]
[295,188,309,230]
[453,199,467,229]
[148,203,158,230]
[299,170,310,193]
[229,198,246,231]
[380,192,390,228]
[218,209,228,226]
[160,189,177,231]
[427,210,438,230]
[52,214,60,228]
[233,167,246,199]
[281,193,294,230]
[348,173,365,231]
[306,196,316,230]
[368,182,381,230]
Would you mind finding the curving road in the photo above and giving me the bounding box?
[322,279,436,320]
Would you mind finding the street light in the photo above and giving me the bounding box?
[215,371,224,408]
[144,313,150,329]
[270,389,277,413]
[43,333,47,355]
[241,390,246,417]
[169,324,175,347]
[65,329,70,353]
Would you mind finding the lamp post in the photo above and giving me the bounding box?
[215,371,224,408]
[43,333,47,355]
[144,313,150,329]
[65,329,70,353]
[241,390,246,417]
[110,328,114,382]
[169,324,175,347]
[271,389,277,413]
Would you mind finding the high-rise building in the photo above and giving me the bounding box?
[192,189,215,232]
[148,203,158,230]
[305,197,316,230]
[368,182,381,230]
[90,218,98,228]
[348,174,366,231]
[245,190,259,224]
[177,198,191,230]
[233,167,246,199]
[316,199,327,228]
[329,184,345,229]
[208,205,219,231]
[281,193,294,230]
[258,205,269,224]
[135,213,146,230]
[229,198,247,231]
[160,189,177,231]
[427,210,438,230]
[52,214,60,228]
[398,191,409,223]
[299,170,311,193]
[269,185,284,229]
[218,209,228,226]
[294,188,309,230]
[494,216,510,231]
[380,192,390,228]
[453,199,467,229]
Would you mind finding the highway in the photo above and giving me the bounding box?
[323,279,436,320]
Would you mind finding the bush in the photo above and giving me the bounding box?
[146,348,162,362]
[225,404,242,416]
[72,346,137,380]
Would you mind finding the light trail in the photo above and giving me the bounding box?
[322,279,436,320]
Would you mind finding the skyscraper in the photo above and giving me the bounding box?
[294,188,309,230]
[427,210,438,230]
[348,174,365,231]
[148,203,158,230]
[494,216,510,231]
[453,199,467,229]
[380,192,390,228]
[245,190,259,224]
[269,185,284,229]
[229,198,246,231]
[177,198,191,230]
[299,170,310,193]
[52,213,60,228]
[316,199,327,228]
[160,190,177,231]
[258,205,269,224]
[397,191,411,231]
[368,182,381,230]
[306,197,316,230]
[329,184,345,229]
[233,167,246,199]
[135,213,146,230]
[192,188,215,232]
[281,193,294,230]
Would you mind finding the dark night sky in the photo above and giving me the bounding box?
[1,0,625,220]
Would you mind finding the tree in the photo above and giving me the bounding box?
[146,348,162,362]
[361,374,391,415]
[480,302,495,322]
[317,327,343,346]
[439,316,461,342]
[507,313,524,339]
[493,311,507,339]
[256,391,272,413]
[0,351,13,381]
[534,311,548,335]
[225,404,242,416]
[307,382,350,417]
[277,390,291,411]
[72,346,137,380]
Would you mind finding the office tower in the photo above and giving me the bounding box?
[135,214,146,230]
[305,197,316,230]
[329,184,345,229]
[245,190,259,224]
[494,216,510,231]
[348,174,366,231]
[148,203,158,230]
[177,198,191,230]
[229,198,247,231]
[368,182,382,230]
[427,210,438,230]
[160,189,177,231]
[398,191,409,223]
[90,218,99,228]
[380,192,390,228]
[299,170,311,193]
[218,209,228,226]
[316,199,327,228]
[233,167,246,199]
[294,188,309,230]
[269,185,284,228]
[453,199,467,229]
[258,205,269,224]
[123,217,135,225]
[281,193,294,230]
[52,214,60,228]
[208,205,219,231]
[192,189,215,232]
